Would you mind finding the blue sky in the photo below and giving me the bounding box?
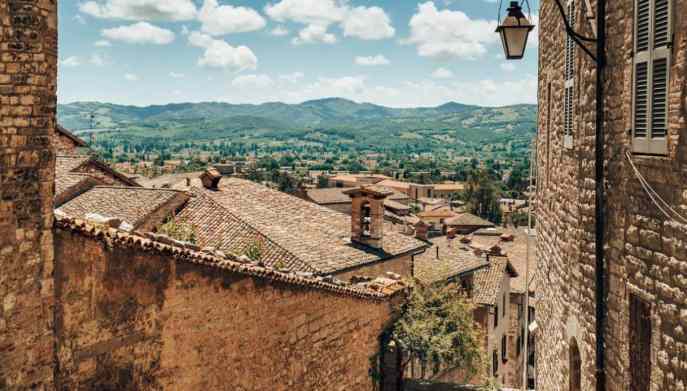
[58,0,539,107]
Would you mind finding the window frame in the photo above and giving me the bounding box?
[563,0,576,149]
[631,0,672,155]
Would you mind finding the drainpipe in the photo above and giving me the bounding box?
[594,0,607,390]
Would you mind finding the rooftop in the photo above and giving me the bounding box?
[468,228,535,294]
[472,256,518,306]
[185,177,427,275]
[54,215,405,301]
[414,236,489,285]
[57,186,187,230]
[306,186,409,206]
[445,213,495,228]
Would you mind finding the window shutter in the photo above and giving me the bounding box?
[633,0,671,155]
[563,0,576,149]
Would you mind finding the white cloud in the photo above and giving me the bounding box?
[270,26,289,36]
[169,72,185,79]
[355,55,390,66]
[265,0,394,43]
[124,73,139,81]
[188,31,258,71]
[231,74,274,89]
[292,24,336,45]
[60,56,81,67]
[431,67,454,79]
[102,22,175,45]
[342,6,395,40]
[279,72,304,83]
[89,53,108,66]
[94,39,111,47]
[265,0,346,26]
[198,0,266,36]
[74,14,86,24]
[500,62,516,72]
[405,2,498,59]
[79,0,197,21]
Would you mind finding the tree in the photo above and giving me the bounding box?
[465,168,502,225]
[392,282,485,383]
[317,175,329,188]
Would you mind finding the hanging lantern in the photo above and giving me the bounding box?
[496,1,535,60]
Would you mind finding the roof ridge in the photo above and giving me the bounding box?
[191,189,319,274]
[91,185,187,193]
[54,216,400,301]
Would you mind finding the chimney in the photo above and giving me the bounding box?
[344,185,393,249]
[200,168,222,190]
[414,221,429,241]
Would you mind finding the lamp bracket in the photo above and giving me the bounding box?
[553,0,601,64]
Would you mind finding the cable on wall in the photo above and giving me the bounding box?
[625,151,687,225]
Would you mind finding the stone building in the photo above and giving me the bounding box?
[536,0,687,390]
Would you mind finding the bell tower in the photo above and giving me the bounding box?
[0,0,58,388]
[345,186,392,249]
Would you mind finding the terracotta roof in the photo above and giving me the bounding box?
[469,228,535,294]
[54,216,404,301]
[56,154,139,188]
[376,179,411,190]
[414,236,489,285]
[186,178,428,275]
[417,206,459,219]
[445,213,495,227]
[306,187,356,204]
[136,172,205,189]
[56,124,88,147]
[177,191,316,273]
[384,199,410,211]
[473,257,517,306]
[57,187,187,230]
[54,173,100,207]
[307,187,408,205]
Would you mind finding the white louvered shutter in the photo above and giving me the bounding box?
[633,0,671,154]
[563,0,576,149]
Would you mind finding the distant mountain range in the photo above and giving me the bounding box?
[57,98,537,151]
[58,98,535,131]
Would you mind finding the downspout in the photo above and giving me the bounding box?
[594,0,607,390]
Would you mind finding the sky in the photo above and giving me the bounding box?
[57,0,539,108]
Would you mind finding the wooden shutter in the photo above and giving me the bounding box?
[633,0,671,154]
[563,0,576,149]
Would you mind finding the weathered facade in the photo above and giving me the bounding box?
[53,223,402,390]
[536,0,687,390]
[0,0,57,388]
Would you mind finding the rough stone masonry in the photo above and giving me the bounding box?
[0,0,57,388]
[536,0,687,390]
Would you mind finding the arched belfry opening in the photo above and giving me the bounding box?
[569,338,581,391]
[344,185,393,249]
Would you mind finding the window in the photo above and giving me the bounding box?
[501,335,508,363]
[633,0,672,155]
[502,294,506,318]
[494,306,499,328]
[569,339,581,391]
[630,294,652,391]
[563,0,576,149]
[492,350,498,377]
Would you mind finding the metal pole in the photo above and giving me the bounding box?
[594,0,607,390]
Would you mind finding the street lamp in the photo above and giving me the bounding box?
[496,1,535,60]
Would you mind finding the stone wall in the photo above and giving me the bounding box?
[536,1,687,390]
[336,253,413,281]
[53,228,400,390]
[0,0,57,388]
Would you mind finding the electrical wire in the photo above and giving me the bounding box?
[625,151,687,224]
